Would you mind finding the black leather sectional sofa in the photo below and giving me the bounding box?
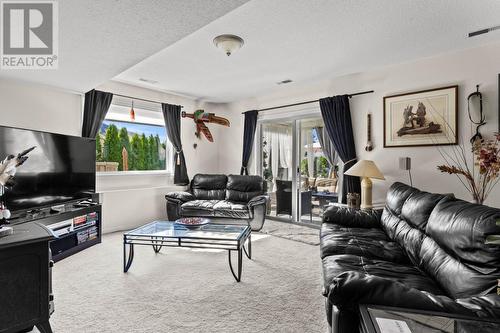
[320,182,500,332]
[165,174,269,231]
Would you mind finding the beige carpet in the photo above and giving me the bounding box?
[261,220,321,246]
[38,223,327,333]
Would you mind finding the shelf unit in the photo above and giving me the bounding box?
[11,203,102,262]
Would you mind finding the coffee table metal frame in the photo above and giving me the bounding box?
[123,221,251,282]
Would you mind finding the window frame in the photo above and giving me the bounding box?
[96,102,174,176]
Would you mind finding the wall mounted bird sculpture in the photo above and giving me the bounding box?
[182,110,230,142]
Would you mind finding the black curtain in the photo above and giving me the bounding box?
[162,103,189,185]
[240,110,258,175]
[319,95,360,203]
[82,89,113,138]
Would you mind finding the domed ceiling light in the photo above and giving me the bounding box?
[213,34,244,56]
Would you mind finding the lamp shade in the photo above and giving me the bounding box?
[344,160,385,180]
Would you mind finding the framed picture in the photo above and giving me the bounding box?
[384,85,458,148]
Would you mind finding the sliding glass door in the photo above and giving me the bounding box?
[260,120,294,221]
[257,113,338,224]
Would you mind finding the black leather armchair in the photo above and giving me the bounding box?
[320,182,500,332]
[165,174,269,231]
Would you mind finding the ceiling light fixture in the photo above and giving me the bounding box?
[213,34,244,56]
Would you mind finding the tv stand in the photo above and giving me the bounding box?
[0,222,55,333]
[9,202,102,262]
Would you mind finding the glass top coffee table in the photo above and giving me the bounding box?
[123,221,251,282]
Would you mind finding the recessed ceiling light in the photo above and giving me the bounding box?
[277,79,293,85]
[139,78,158,84]
[213,34,244,56]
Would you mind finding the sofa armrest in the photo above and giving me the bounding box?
[246,194,269,232]
[165,191,194,204]
[327,271,500,318]
[322,206,381,228]
[248,194,269,208]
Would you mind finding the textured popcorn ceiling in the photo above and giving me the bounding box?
[115,0,500,103]
[0,0,250,92]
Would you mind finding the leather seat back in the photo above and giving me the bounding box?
[381,182,500,299]
[191,174,227,200]
[422,199,500,298]
[381,183,449,265]
[226,175,264,203]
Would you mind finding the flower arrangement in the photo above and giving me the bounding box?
[437,134,500,204]
[0,146,36,221]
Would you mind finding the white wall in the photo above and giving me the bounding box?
[0,78,83,136]
[219,43,500,207]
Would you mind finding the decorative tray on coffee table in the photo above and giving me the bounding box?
[174,217,210,228]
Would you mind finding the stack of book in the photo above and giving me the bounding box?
[86,212,98,225]
[73,215,87,229]
[76,229,89,244]
[88,226,98,241]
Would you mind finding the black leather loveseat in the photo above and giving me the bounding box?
[165,174,269,231]
[320,182,500,332]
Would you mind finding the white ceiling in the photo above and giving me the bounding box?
[115,0,500,103]
[0,0,249,92]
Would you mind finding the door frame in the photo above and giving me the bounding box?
[255,106,322,223]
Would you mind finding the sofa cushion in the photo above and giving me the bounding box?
[226,175,263,203]
[191,174,227,200]
[322,254,444,298]
[401,190,451,230]
[381,183,451,267]
[325,270,497,318]
[213,200,250,219]
[384,182,417,216]
[180,200,219,217]
[420,199,500,298]
[320,223,409,264]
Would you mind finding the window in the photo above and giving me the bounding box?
[96,97,174,173]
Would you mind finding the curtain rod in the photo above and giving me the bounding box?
[242,90,374,114]
[111,93,184,108]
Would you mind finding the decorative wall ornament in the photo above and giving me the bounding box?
[365,113,373,151]
[129,100,135,121]
[467,85,485,144]
[383,86,458,147]
[182,110,230,143]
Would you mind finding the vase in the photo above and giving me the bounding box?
[472,195,484,205]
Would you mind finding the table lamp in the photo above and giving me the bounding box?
[344,160,385,209]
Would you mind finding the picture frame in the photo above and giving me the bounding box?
[383,85,458,148]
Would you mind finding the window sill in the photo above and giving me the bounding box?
[96,171,172,177]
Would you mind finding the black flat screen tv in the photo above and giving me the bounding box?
[0,125,95,212]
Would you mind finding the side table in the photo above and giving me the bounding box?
[359,304,500,333]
